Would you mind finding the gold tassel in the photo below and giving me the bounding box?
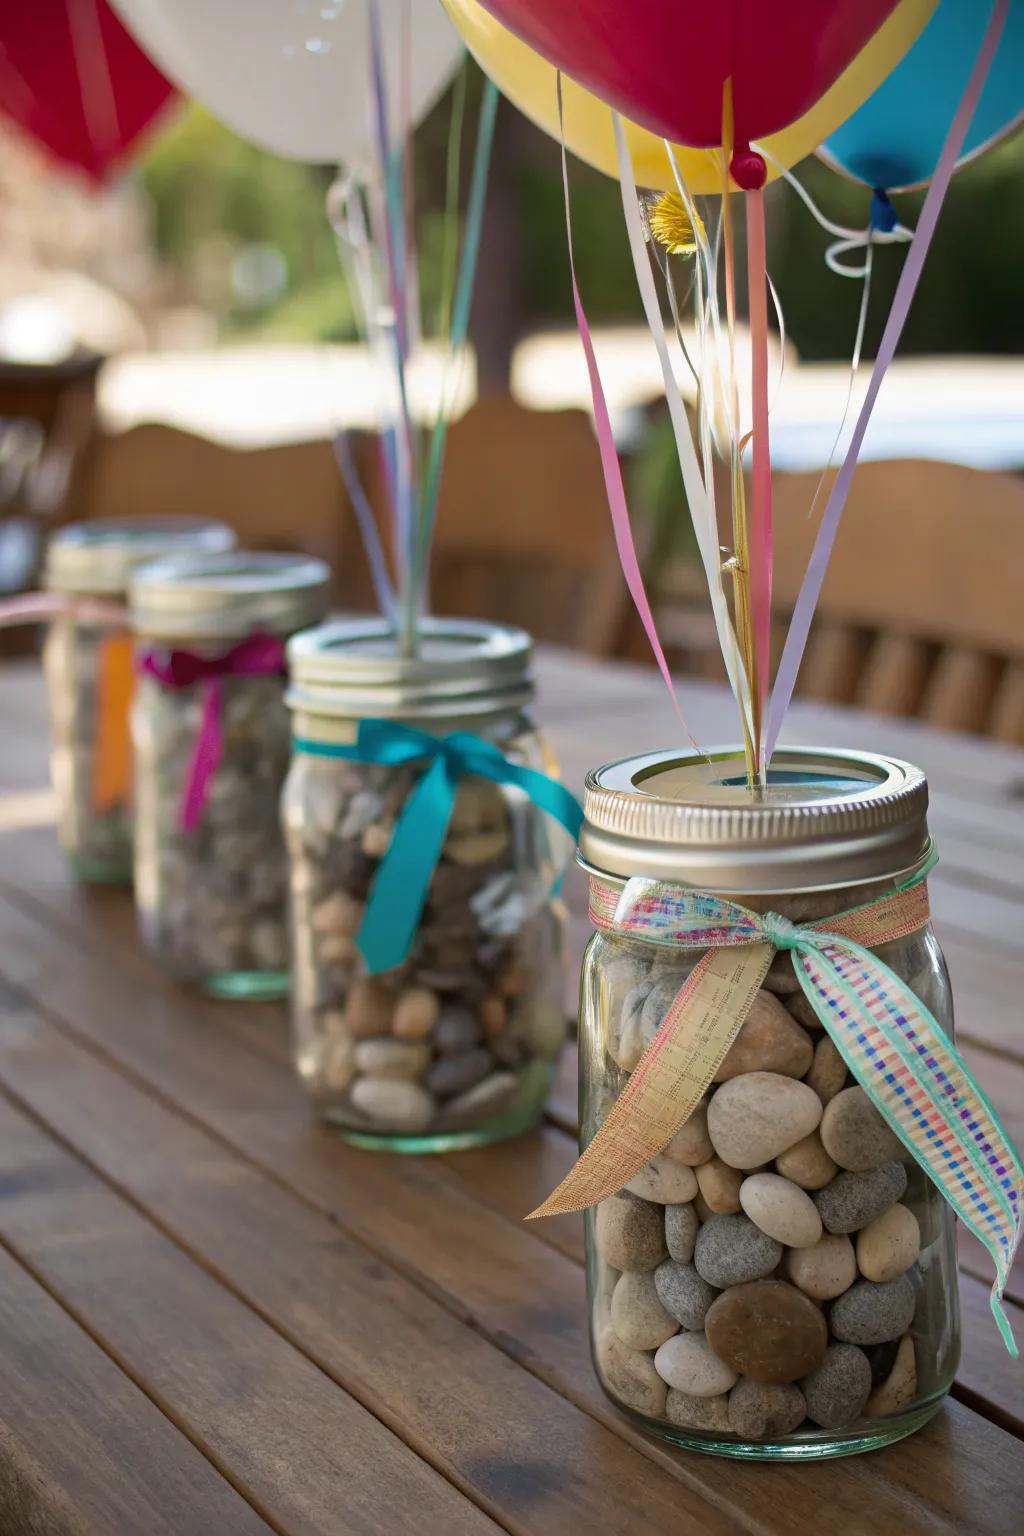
[647,193,704,256]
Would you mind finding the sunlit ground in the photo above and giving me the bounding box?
[97,334,1024,470]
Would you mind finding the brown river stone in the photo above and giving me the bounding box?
[705,1280,828,1384]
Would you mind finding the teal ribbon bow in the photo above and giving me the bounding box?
[293,719,583,975]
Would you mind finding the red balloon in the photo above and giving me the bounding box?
[0,0,176,183]
[478,0,903,180]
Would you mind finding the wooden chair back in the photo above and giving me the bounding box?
[771,459,1024,742]
[655,458,1024,743]
[82,422,372,606]
[84,405,629,654]
[409,395,628,654]
[0,353,105,656]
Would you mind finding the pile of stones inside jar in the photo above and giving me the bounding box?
[592,940,943,1441]
[289,760,565,1137]
[136,673,292,978]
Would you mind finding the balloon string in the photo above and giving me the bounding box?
[416,77,499,598]
[367,0,417,654]
[766,271,787,415]
[435,59,469,345]
[614,116,751,747]
[398,0,422,355]
[719,107,758,781]
[758,148,913,277]
[557,78,696,744]
[764,0,1009,763]
[805,239,875,530]
[332,432,397,624]
[657,143,754,745]
[746,186,772,778]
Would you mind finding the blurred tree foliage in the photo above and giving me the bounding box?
[141,70,1023,358]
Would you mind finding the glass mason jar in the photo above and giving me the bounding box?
[282,617,571,1151]
[131,551,330,998]
[42,516,235,881]
[579,747,959,1460]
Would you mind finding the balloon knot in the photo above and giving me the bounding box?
[730,147,766,191]
[870,188,898,233]
[647,193,705,256]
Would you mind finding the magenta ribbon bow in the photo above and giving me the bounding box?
[138,632,286,833]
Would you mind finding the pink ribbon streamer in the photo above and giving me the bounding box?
[0,592,127,628]
[556,77,691,739]
[139,631,286,834]
[745,187,773,769]
[764,0,1009,763]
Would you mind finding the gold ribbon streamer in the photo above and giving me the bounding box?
[528,879,930,1220]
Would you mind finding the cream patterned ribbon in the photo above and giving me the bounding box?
[528,847,1023,1354]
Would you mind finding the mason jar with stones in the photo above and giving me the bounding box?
[577,748,961,1459]
[282,618,572,1150]
[131,551,330,997]
[42,516,236,882]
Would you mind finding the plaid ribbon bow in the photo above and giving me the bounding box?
[529,846,1023,1355]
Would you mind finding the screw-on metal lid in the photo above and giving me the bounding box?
[45,516,236,596]
[131,551,331,641]
[286,616,534,726]
[579,746,930,894]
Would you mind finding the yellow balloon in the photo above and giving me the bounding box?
[443,0,937,193]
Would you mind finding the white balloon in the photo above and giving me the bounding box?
[110,0,464,166]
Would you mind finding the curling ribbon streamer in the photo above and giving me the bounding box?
[293,720,582,975]
[765,0,1010,761]
[529,849,1023,1354]
[557,76,692,741]
[612,111,754,747]
[745,184,773,770]
[139,632,286,834]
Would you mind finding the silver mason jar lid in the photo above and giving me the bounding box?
[45,516,236,597]
[579,746,930,894]
[131,551,331,641]
[286,617,535,727]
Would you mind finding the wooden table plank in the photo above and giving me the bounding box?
[0,1093,503,1536]
[0,983,745,1536]
[0,1244,275,1536]
[0,897,1020,1536]
[1,655,1023,1535]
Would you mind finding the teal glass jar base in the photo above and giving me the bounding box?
[316,1058,557,1154]
[604,1384,950,1461]
[202,969,290,1001]
[67,851,133,886]
[320,1099,546,1154]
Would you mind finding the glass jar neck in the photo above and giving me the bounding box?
[290,702,534,747]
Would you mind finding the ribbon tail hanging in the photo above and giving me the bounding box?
[181,677,224,835]
[356,751,454,975]
[794,935,1023,1356]
[527,942,773,1219]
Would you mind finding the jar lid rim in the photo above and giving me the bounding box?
[131,550,331,639]
[286,616,534,721]
[45,517,236,596]
[579,746,930,892]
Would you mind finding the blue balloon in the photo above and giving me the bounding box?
[821,0,1024,191]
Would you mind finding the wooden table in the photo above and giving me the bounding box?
[0,651,1022,1535]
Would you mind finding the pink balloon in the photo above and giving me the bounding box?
[478,0,904,185]
[0,0,176,184]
